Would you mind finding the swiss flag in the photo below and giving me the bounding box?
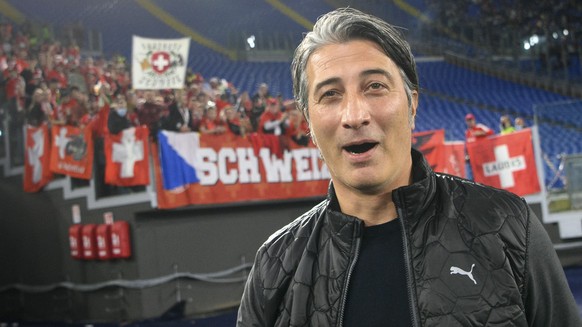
[466,129,540,196]
[104,126,150,186]
[23,124,53,192]
[49,125,94,179]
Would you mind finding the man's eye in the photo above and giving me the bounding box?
[369,82,384,90]
[322,90,337,98]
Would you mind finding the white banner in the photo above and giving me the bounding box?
[131,36,190,90]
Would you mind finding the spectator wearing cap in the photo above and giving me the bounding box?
[465,113,493,142]
[258,97,287,135]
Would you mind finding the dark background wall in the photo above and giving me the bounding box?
[0,172,324,321]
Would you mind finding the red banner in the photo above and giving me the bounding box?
[412,130,466,178]
[49,125,94,179]
[152,133,330,209]
[104,126,150,186]
[440,142,466,178]
[412,129,445,172]
[23,124,53,192]
[466,129,540,196]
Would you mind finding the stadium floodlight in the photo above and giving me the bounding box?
[246,35,256,49]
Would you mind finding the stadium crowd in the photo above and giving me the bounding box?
[0,20,309,194]
[0,8,556,195]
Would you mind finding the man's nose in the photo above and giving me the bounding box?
[341,94,370,129]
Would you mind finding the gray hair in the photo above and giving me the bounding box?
[291,7,419,123]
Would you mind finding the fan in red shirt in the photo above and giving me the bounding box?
[465,113,493,142]
[258,97,287,135]
[199,105,226,135]
[284,104,310,146]
[45,62,68,89]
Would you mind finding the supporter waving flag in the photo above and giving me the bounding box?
[24,124,53,192]
[49,125,94,179]
[104,126,150,186]
[466,129,540,196]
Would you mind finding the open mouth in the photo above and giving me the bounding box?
[344,142,378,154]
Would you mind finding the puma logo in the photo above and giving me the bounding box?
[450,264,477,285]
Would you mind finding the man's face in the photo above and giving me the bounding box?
[306,39,417,195]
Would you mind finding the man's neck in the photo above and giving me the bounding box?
[335,189,398,226]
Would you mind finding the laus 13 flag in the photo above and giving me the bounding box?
[49,125,94,180]
[104,126,150,186]
[466,129,540,196]
[24,124,53,192]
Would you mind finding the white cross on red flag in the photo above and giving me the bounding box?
[466,129,540,196]
[104,126,150,187]
[24,124,53,192]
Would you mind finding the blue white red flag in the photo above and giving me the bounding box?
[158,130,200,190]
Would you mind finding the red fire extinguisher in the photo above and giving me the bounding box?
[68,224,84,260]
[96,224,112,260]
[111,221,131,259]
[81,224,98,260]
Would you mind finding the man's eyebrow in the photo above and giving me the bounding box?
[312,69,394,95]
[360,68,394,81]
[313,77,341,95]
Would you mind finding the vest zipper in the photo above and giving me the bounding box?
[337,229,361,327]
[396,193,421,327]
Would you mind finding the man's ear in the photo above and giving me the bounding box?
[410,90,419,130]
[308,129,325,161]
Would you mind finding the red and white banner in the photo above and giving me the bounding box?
[104,126,150,187]
[440,141,466,178]
[49,125,94,179]
[466,129,540,196]
[132,36,190,90]
[412,129,466,178]
[412,129,445,171]
[24,124,53,192]
[152,133,330,209]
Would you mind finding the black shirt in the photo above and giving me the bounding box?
[343,218,412,327]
